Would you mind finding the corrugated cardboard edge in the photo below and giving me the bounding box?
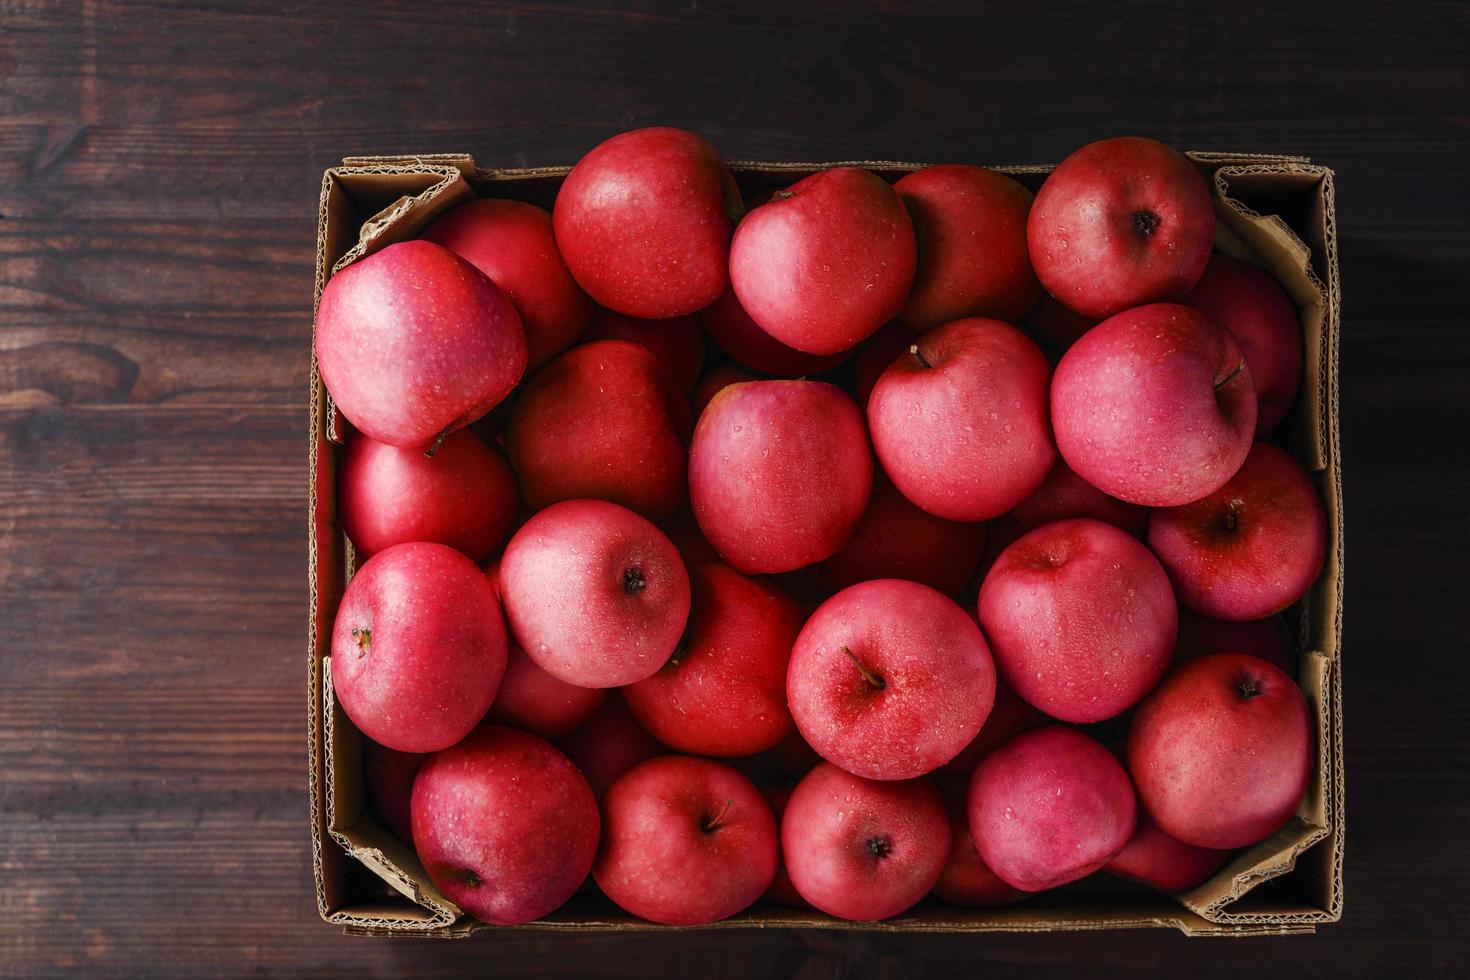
[307,153,1343,938]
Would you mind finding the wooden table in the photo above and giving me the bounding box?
[3,2,1465,976]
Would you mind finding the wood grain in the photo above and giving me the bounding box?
[1,0,1467,976]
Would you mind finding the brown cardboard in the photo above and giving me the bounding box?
[307,152,1344,937]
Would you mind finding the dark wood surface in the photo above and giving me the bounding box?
[2,1,1466,976]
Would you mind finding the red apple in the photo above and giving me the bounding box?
[1028,137,1214,318]
[499,500,690,688]
[1104,813,1231,893]
[968,726,1136,891]
[1051,303,1257,507]
[553,127,740,318]
[1128,653,1312,849]
[1006,457,1150,539]
[583,307,706,392]
[1175,608,1296,674]
[817,474,986,596]
[932,775,1025,907]
[1025,293,1098,361]
[486,640,608,738]
[978,518,1175,723]
[623,563,801,756]
[420,198,590,370]
[869,318,1054,522]
[1181,255,1303,434]
[411,725,598,925]
[788,579,996,780]
[1149,441,1327,621]
[895,164,1040,330]
[691,363,757,418]
[332,542,506,753]
[507,340,691,520]
[689,380,872,574]
[781,763,950,921]
[941,677,1051,773]
[316,240,527,448]
[760,785,808,908]
[555,694,662,798]
[853,320,919,407]
[338,428,518,562]
[700,289,849,376]
[362,740,425,845]
[594,756,777,925]
[730,167,917,355]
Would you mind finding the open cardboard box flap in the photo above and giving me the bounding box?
[307,153,1344,937]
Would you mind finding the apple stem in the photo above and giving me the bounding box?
[771,190,794,201]
[423,424,453,458]
[350,626,370,658]
[909,344,933,370]
[841,646,885,690]
[702,798,734,833]
[1215,360,1245,390]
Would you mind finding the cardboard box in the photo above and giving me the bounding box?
[308,151,1343,938]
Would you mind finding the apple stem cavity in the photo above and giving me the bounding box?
[622,567,647,595]
[909,344,933,370]
[841,645,886,690]
[1131,209,1161,237]
[350,626,371,658]
[1214,360,1246,390]
[455,867,482,888]
[701,798,734,834]
[1238,674,1262,700]
[866,836,892,859]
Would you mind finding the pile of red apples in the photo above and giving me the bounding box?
[317,129,1325,927]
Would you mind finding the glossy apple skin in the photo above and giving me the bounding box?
[1175,608,1296,674]
[932,775,1026,907]
[781,763,950,921]
[555,694,662,798]
[700,289,849,376]
[730,167,917,355]
[1149,442,1327,621]
[316,240,528,448]
[689,380,872,574]
[583,307,706,392]
[1104,813,1230,894]
[968,726,1137,891]
[486,640,608,738]
[499,500,691,688]
[853,320,919,407]
[411,725,599,925]
[338,429,518,562]
[941,677,1051,773]
[817,474,986,596]
[332,543,506,753]
[420,198,590,370]
[362,740,426,845]
[690,363,757,418]
[1128,653,1313,849]
[895,164,1040,331]
[869,318,1055,522]
[1025,293,1098,361]
[594,756,778,925]
[553,127,740,318]
[760,785,809,907]
[788,579,996,781]
[1181,255,1302,434]
[624,563,801,756]
[507,340,691,520]
[1051,303,1258,507]
[1007,457,1149,538]
[979,518,1175,723]
[1028,137,1214,319]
